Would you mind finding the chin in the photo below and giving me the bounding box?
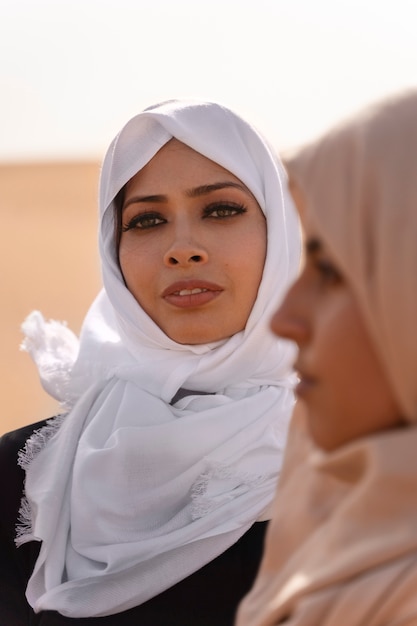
[165,324,231,345]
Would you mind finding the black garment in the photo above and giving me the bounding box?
[0,420,268,626]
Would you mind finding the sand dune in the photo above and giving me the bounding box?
[0,162,101,434]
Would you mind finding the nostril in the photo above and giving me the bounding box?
[165,253,205,266]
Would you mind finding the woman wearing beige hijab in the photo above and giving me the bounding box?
[236,89,417,626]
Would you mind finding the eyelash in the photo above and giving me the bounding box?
[314,259,343,285]
[122,202,247,232]
[122,213,164,231]
[203,202,247,219]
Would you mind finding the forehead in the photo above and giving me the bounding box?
[125,138,244,191]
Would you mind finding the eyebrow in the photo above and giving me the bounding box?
[122,181,252,211]
[186,182,251,198]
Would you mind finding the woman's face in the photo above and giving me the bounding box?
[119,139,267,344]
[271,214,403,452]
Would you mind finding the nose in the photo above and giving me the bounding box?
[163,227,209,267]
[270,278,310,345]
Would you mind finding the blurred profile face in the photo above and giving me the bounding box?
[118,139,266,344]
[270,200,403,451]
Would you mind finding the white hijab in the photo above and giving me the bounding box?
[18,99,301,618]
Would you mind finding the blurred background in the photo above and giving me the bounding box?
[1,0,416,433]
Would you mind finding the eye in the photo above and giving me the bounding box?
[314,259,343,286]
[203,202,247,219]
[122,212,166,231]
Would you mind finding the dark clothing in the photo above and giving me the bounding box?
[0,420,268,625]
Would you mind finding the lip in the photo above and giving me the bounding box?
[294,364,317,398]
[295,377,316,398]
[162,280,223,309]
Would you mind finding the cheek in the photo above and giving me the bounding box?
[312,298,402,443]
[118,241,155,294]
[118,246,136,285]
[312,299,351,370]
[347,330,401,424]
[331,306,382,395]
[306,297,373,425]
[241,220,267,273]
[233,230,266,300]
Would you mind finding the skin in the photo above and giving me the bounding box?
[119,138,267,345]
[270,199,404,452]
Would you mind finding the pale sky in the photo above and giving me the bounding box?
[1,0,416,162]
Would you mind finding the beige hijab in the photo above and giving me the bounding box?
[236,90,417,626]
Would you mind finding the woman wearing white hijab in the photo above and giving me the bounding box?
[0,99,300,624]
[237,89,417,626]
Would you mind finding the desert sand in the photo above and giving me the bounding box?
[0,162,102,434]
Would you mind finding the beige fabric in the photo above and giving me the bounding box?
[236,90,417,626]
[237,416,417,625]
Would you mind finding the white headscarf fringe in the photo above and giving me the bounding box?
[15,414,66,545]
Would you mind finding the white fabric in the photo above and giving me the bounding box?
[19,99,301,618]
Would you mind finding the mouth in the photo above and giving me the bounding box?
[174,287,209,296]
[162,280,223,308]
[294,364,317,398]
